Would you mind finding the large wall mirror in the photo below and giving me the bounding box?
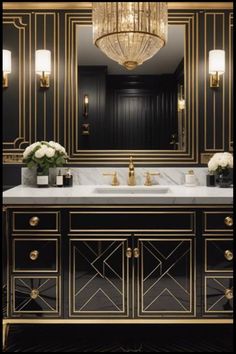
[66,12,198,164]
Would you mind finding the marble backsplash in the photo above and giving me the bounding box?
[21,167,209,186]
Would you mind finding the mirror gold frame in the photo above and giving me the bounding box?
[66,10,198,165]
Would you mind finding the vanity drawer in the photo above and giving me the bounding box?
[204,211,233,233]
[69,211,195,233]
[12,211,60,232]
[12,276,60,316]
[205,276,233,314]
[205,238,233,272]
[13,238,59,272]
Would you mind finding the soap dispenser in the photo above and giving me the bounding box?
[185,170,196,186]
[63,168,73,187]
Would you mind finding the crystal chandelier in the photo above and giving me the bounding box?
[93,2,168,70]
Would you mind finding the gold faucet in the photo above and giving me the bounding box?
[128,156,136,186]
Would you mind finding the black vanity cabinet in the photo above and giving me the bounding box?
[202,210,234,316]
[3,205,233,332]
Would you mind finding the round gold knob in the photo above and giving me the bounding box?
[29,250,39,261]
[224,288,233,300]
[224,216,233,227]
[224,250,233,261]
[133,248,140,258]
[30,289,39,299]
[126,248,132,259]
[29,216,40,227]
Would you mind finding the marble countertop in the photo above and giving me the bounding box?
[3,184,233,205]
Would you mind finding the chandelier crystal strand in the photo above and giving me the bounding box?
[93,2,168,70]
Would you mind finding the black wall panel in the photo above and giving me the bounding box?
[2,7,233,186]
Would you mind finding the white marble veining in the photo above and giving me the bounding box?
[3,184,233,205]
[22,167,209,187]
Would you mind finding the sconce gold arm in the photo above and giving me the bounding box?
[40,71,50,88]
[2,73,9,88]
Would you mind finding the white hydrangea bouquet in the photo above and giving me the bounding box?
[23,141,68,176]
[208,152,233,174]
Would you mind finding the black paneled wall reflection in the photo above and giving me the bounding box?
[78,66,183,150]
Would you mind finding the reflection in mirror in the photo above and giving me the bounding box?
[77,25,185,151]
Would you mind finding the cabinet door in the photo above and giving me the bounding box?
[70,236,130,318]
[137,237,195,317]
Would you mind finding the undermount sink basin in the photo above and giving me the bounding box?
[93,186,170,194]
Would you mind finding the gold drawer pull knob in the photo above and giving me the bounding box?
[126,248,132,259]
[133,248,140,258]
[30,289,39,300]
[29,216,40,227]
[224,288,233,300]
[224,250,233,261]
[224,216,233,227]
[29,250,39,261]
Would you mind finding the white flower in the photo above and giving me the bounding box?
[35,147,46,159]
[45,147,55,158]
[48,141,56,148]
[208,152,233,172]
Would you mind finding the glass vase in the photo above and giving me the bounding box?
[217,169,232,188]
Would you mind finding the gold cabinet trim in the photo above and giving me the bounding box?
[204,276,233,314]
[204,212,233,233]
[69,237,130,318]
[12,275,61,315]
[204,238,233,273]
[65,12,198,164]
[12,238,59,273]
[13,211,60,232]
[69,211,196,233]
[137,237,195,317]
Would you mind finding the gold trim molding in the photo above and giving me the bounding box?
[3,2,233,10]
[3,319,233,324]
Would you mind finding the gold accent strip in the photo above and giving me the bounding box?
[13,211,60,232]
[69,211,195,233]
[204,211,233,233]
[12,275,61,315]
[12,238,59,273]
[3,2,233,10]
[2,319,233,324]
[205,276,233,314]
[205,238,233,273]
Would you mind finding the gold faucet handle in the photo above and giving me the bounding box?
[103,172,120,186]
[144,172,160,186]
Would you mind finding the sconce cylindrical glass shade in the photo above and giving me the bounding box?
[35,49,51,74]
[209,50,225,74]
[3,50,12,73]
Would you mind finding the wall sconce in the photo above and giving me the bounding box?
[35,49,51,88]
[209,49,225,88]
[83,94,89,117]
[2,49,12,88]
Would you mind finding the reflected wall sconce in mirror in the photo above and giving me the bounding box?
[178,85,185,111]
[209,49,225,88]
[2,49,12,88]
[35,49,51,88]
[83,94,89,117]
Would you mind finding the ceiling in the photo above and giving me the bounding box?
[77,25,185,75]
